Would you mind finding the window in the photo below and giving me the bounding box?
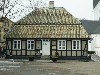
[72,40,80,50]
[58,40,66,50]
[3,22,9,26]
[27,40,35,50]
[13,40,21,50]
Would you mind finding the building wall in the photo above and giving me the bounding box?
[90,34,100,57]
[0,18,14,46]
[94,1,100,20]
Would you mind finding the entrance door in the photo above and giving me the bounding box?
[42,39,50,56]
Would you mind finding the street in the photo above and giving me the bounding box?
[0,59,100,75]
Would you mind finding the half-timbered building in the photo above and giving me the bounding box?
[6,1,90,59]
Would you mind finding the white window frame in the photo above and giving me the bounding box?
[58,40,66,50]
[13,40,21,50]
[27,40,35,50]
[72,40,80,50]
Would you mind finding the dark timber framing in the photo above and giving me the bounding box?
[6,38,90,59]
[15,24,81,25]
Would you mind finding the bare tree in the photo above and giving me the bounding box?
[9,0,47,22]
[0,0,47,22]
[0,0,18,16]
[0,0,20,21]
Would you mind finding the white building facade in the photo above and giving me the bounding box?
[94,1,100,20]
[81,20,100,57]
[89,34,100,57]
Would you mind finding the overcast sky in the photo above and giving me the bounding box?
[47,0,94,20]
[0,0,94,22]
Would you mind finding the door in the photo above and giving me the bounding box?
[42,39,50,56]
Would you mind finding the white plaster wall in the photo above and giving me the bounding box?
[88,40,91,51]
[90,34,100,57]
[91,35,96,51]
[94,1,100,20]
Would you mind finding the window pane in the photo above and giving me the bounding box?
[14,41,17,43]
[77,44,79,47]
[73,43,76,46]
[73,46,76,49]
[59,47,61,49]
[18,41,20,44]
[62,47,65,49]
[14,44,17,49]
[77,47,79,49]
[31,41,34,43]
[62,43,65,46]
[77,41,79,43]
[28,41,30,43]
[31,44,34,49]
[59,43,61,46]
[63,41,65,43]
[73,41,76,45]
[28,44,30,49]
[18,44,20,49]
[73,41,76,48]
[73,44,76,47]
[77,41,79,46]
[59,41,61,44]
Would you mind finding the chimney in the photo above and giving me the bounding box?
[49,1,54,8]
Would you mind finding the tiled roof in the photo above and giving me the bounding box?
[93,25,100,34]
[16,7,81,25]
[7,24,89,38]
[80,20,100,34]
[6,7,89,38]
[93,0,100,8]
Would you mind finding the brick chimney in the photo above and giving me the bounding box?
[49,1,54,8]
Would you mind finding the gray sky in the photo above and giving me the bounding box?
[1,0,94,22]
[47,0,94,20]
